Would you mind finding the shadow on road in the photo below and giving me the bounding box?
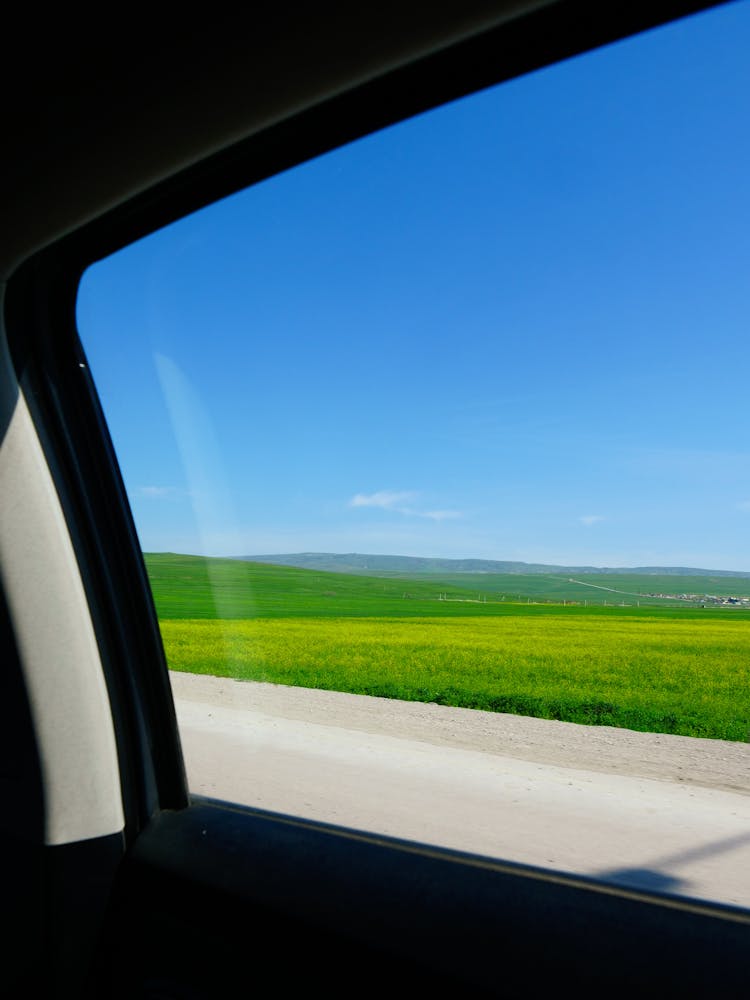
[594,830,750,902]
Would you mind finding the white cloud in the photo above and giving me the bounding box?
[349,490,462,521]
[737,500,750,512]
[138,485,177,498]
[578,514,605,526]
[349,490,417,510]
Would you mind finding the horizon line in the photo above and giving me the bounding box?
[140,550,750,577]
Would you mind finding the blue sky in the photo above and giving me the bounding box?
[76,0,750,572]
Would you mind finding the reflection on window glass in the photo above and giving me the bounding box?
[77,2,750,910]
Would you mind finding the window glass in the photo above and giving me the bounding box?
[77,0,750,911]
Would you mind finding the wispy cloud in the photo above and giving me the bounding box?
[349,490,462,521]
[138,485,178,499]
[422,509,463,521]
[737,500,750,512]
[349,490,417,510]
[578,514,605,526]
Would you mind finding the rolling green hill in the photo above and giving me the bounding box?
[143,553,749,619]
[235,551,750,578]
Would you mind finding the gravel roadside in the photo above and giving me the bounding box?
[168,671,750,797]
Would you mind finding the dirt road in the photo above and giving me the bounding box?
[170,671,750,910]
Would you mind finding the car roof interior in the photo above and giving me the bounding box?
[1,1,729,276]
[3,2,748,995]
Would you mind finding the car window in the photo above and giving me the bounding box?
[76,0,750,912]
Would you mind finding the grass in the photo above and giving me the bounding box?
[143,553,750,617]
[145,553,750,742]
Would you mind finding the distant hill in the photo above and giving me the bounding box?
[234,552,750,578]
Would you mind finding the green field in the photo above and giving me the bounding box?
[144,553,750,617]
[145,553,750,742]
